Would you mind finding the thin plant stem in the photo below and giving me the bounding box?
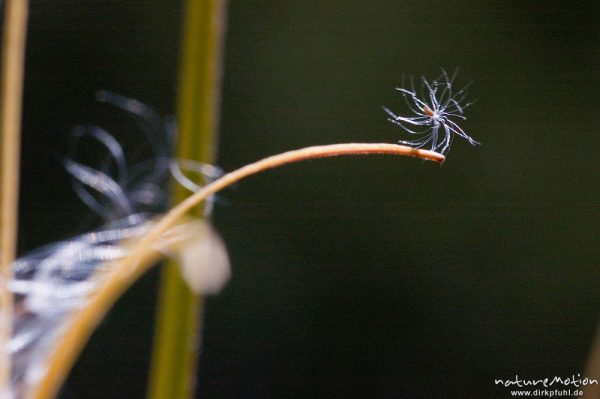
[0,0,29,394]
[29,142,443,399]
[582,324,600,398]
[148,0,227,398]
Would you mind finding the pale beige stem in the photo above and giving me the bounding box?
[582,323,600,398]
[1,0,29,394]
[29,142,443,399]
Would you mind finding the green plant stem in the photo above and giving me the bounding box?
[148,1,228,398]
[0,0,28,394]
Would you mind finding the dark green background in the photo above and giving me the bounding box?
[12,1,600,398]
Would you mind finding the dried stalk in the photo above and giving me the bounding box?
[0,0,29,394]
[582,324,600,398]
[29,142,443,399]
